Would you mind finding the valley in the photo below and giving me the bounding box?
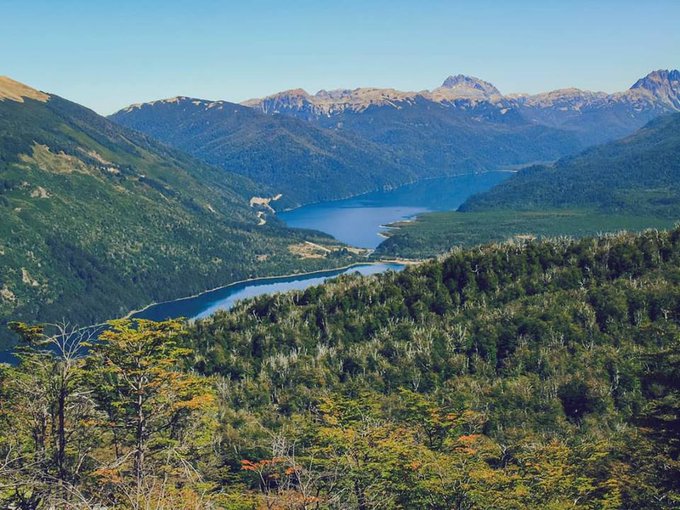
[1,6,680,503]
[0,77,367,348]
[2,70,679,344]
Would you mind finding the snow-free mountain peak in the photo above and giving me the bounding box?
[630,69,680,109]
[439,74,501,97]
[118,95,235,114]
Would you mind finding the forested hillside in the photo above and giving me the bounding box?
[111,93,584,208]
[2,228,678,508]
[0,77,360,340]
[110,98,416,208]
[375,112,680,259]
[461,113,680,216]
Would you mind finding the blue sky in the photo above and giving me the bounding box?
[3,0,679,114]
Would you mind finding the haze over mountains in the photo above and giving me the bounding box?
[111,70,680,207]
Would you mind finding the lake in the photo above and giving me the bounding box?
[279,172,511,248]
[0,263,404,364]
[132,263,404,322]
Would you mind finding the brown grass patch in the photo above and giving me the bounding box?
[0,76,49,103]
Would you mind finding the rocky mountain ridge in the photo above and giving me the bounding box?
[243,70,680,139]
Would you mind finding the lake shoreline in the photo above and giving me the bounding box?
[279,171,513,249]
[124,259,414,321]
[0,260,415,365]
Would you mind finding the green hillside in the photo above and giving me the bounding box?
[461,113,680,216]
[110,98,417,208]
[0,78,360,339]
[4,228,677,508]
[375,113,680,259]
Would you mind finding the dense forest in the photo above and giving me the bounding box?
[2,228,679,508]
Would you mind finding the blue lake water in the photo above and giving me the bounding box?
[132,263,404,322]
[0,263,404,364]
[279,172,511,248]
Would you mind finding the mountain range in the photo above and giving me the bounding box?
[0,77,357,331]
[110,97,416,208]
[245,69,680,144]
[111,70,679,207]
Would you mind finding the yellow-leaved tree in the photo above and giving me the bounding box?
[85,319,218,509]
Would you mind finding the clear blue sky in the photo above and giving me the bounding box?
[3,0,679,114]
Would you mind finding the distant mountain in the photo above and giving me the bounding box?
[460,112,680,217]
[300,94,582,177]
[114,85,585,206]
[436,74,502,99]
[241,87,419,119]
[110,70,679,210]
[513,70,680,144]
[110,97,415,207]
[0,77,355,331]
[630,69,680,109]
[247,70,680,146]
